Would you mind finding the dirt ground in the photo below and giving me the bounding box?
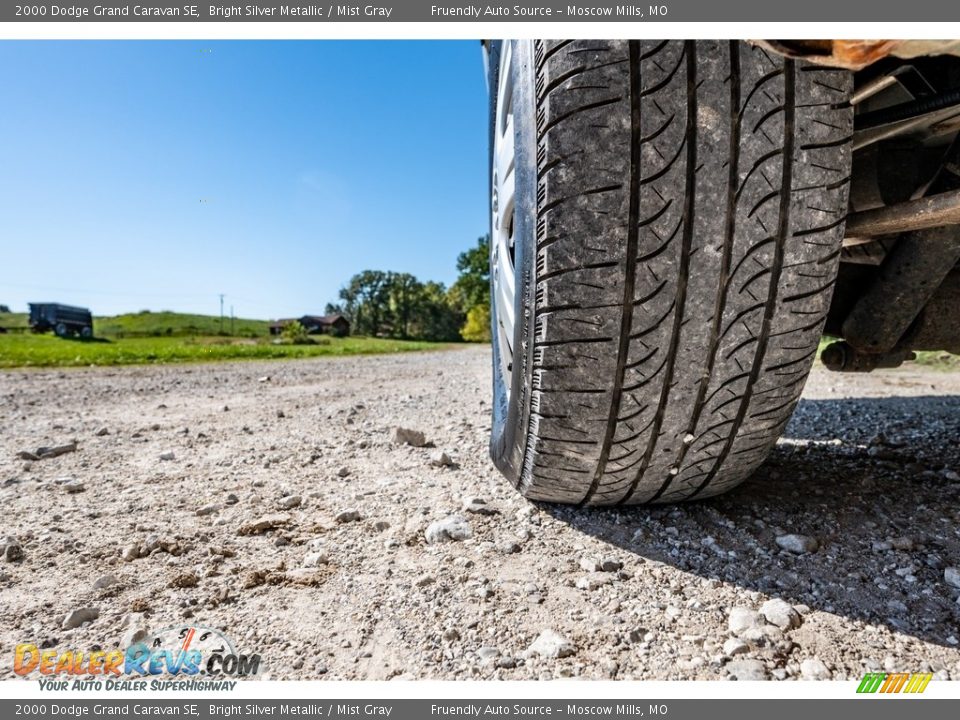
[1,346,959,681]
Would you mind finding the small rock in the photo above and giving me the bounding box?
[760,599,801,630]
[257,376,271,383]
[890,537,914,551]
[800,658,832,680]
[425,515,473,544]
[335,509,361,524]
[944,567,960,589]
[775,534,819,554]
[462,497,496,515]
[726,658,768,681]
[93,574,119,590]
[723,638,749,657]
[278,495,302,510]
[169,572,199,589]
[159,451,175,461]
[392,427,428,447]
[303,552,329,568]
[415,574,435,588]
[225,493,239,505]
[63,607,99,630]
[527,629,576,659]
[430,451,455,467]
[31,442,78,460]
[497,539,521,555]
[121,544,140,562]
[578,557,602,573]
[121,625,149,649]
[2,537,24,563]
[600,557,623,572]
[576,574,614,591]
[237,514,290,535]
[728,607,765,635]
[95,427,110,437]
[336,467,351,478]
[284,569,327,586]
[477,646,499,663]
[195,504,218,517]
[63,479,86,494]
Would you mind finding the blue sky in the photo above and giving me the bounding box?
[0,41,488,319]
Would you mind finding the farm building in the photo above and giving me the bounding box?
[269,314,350,337]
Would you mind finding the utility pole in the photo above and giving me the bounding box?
[230,305,235,336]
[219,294,225,334]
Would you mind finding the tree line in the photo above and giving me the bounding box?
[326,236,491,342]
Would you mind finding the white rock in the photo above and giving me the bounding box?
[527,629,576,659]
[63,607,99,629]
[121,544,140,562]
[728,607,764,635]
[303,551,329,567]
[760,598,802,630]
[159,451,175,461]
[335,509,361,524]
[93,574,119,590]
[430,451,455,467]
[425,515,473,544]
[944,567,960,589]
[63,479,85,494]
[576,574,613,591]
[278,495,302,510]
[578,557,602,573]
[723,638,749,657]
[775,534,819,554]
[800,658,832,680]
[726,658,768,681]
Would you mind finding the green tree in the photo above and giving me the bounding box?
[339,270,391,336]
[449,235,490,313]
[449,235,491,341]
[461,305,491,342]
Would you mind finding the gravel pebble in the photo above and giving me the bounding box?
[760,599,802,630]
[800,658,832,680]
[526,629,576,659]
[62,607,99,630]
[726,659,768,681]
[425,515,473,544]
[393,427,427,447]
[944,567,960,589]
[775,534,819,554]
[728,607,764,636]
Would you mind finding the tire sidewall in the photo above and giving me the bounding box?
[490,39,538,486]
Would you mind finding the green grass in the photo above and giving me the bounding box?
[0,334,448,368]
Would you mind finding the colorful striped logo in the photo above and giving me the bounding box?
[857,672,933,694]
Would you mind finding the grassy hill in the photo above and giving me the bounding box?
[0,312,28,330]
[1,309,271,337]
[93,310,272,338]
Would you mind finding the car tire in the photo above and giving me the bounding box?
[489,40,853,505]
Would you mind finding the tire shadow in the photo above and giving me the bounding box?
[542,394,960,649]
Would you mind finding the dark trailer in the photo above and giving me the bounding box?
[28,303,93,338]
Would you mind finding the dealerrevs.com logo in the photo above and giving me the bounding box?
[14,625,260,691]
[856,673,933,694]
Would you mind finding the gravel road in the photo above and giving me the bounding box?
[1,346,959,681]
